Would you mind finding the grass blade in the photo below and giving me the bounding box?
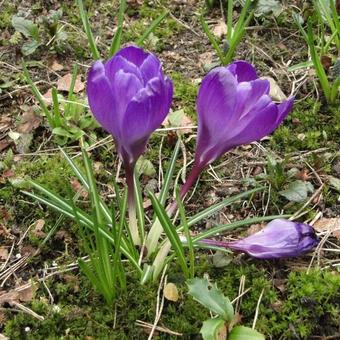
[176,189,194,278]
[23,64,55,128]
[187,187,264,228]
[109,0,126,57]
[77,0,101,60]
[200,15,225,63]
[149,192,188,278]
[134,171,145,243]
[137,11,169,46]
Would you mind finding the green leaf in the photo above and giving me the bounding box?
[255,0,283,17]
[279,180,314,202]
[137,10,169,46]
[21,40,40,56]
[228,326,265,340]
[135,156,156,177]
[187,278,234,321]
[200,318,225,340]
[12,15,39,40]
[328,175,340,192]
[149,192,188,278]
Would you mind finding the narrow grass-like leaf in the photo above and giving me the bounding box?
[51,88,62,127]
[159,138,181,206]
[137,11,169,46]
[200,15,225,63]
[77,0,101,60]
[23,64,55,128]
[187,187,264,228]
[226,0,233,41]
[22,188,142,273]
[109,0,126,57]
[176,189,194,278]
[149,192,188,278]
[134,171,145,243]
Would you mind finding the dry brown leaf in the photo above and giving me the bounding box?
[18,284,35,302]
[0,140,10,152]
[51,60,64,71]
[313,218,340,238]
[164,282,179,302]
[212,20,227,38]
[0,247,8,261]
[198,51,214,68]
[57,73,84,93]
[70,178,88,199]
[260,76,287,101]
[42,88,53,106]
[31,219,46,239]
[17,110,42,134]
[0,290,19,305]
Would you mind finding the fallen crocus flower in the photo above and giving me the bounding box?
[201,219,319,259]
[180,61,294,198]
[87,45,173,245]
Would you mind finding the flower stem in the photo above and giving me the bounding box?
[125,165,141,246]
[146,162,204,257]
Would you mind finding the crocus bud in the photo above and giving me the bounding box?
[87,45,173,245]
[180,61,294,198]
[87,45,173,168]
[202,219,319,259]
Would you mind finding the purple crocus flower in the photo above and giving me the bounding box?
[87,45,173,245]
[180,61,294,198]
[201,219,319,259]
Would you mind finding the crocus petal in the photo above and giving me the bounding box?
[115,45,149,67]
[140,54,162,83]
[196,67,237,164]
[228,219,319,259]
[87,61,117,136]
[236,79,270,118]
[87,45,172,167]
[226,61,258,82]
[121,77,173,161]
[201,219,319,259]
[110,69,143,134]
[276,96,295,125]
[105,55,143,84]
[228,100,278,146]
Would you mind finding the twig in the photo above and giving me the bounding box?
[252,288,264,329]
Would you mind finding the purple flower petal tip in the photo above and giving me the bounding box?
[202,219,319,259]
[87,45,173,167]
[194,61,294,169]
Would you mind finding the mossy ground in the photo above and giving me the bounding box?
[0,0,339,339]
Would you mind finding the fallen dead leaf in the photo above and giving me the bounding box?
[0,247,8,261]
[246,223,264,236]
[313,218,340,238]
[17,110,42,134]
[70,178,88,199]
[261,76,287,101]
[198,51,214,68]
[51,60,64,72]
[0,290,19,305]
[163,109,193,134]
[31,219,46,239]
[57,73,84,93]
[212,20,227,38]
[42,88,53,106]
[164,282,179,302]
[0,140,11,152]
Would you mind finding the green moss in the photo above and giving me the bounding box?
[0,3,16,30]
[171,72,198,120]
[271,100,340,152]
